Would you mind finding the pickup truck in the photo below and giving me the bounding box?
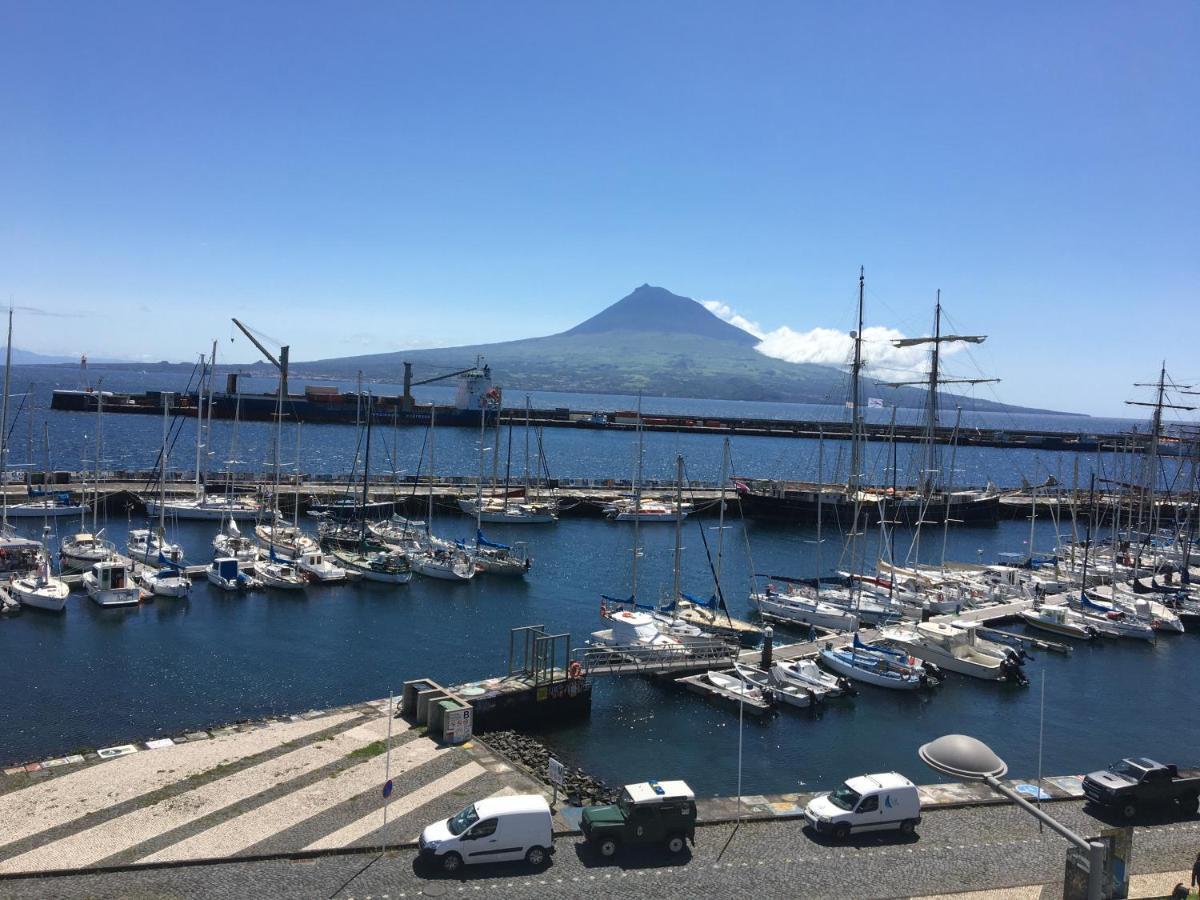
[1082,757,1200,818]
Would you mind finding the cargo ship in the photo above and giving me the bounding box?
[51,362,499,427]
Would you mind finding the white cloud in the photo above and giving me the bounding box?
[702,299,961,381]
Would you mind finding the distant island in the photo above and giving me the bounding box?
[23,285,1067,415]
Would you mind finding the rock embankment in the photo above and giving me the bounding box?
[479,730,617,805]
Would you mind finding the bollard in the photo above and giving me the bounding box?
[761,626,774,670]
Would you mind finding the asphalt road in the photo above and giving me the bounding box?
[2,800,1197,900]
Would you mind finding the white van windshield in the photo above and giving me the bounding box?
[448,804,479,836]
[828,785,862,811]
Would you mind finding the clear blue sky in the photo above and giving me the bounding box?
[2,2,1197,416]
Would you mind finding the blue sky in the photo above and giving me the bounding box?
[2,2,1197,416]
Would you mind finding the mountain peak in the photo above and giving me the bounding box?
[559,284,759,345]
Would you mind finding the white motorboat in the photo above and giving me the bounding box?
[139,565,192,598]
[591,607,685,653]
[145,494,261,520]
[879,621,1028,683]
[127,528,184,567]
[9,557,70,611]
[752,583,859,632]
[59,532,117,573]
[83,559,142,607]
[1019,603,1096,640]
[733,662,816,709]
[771,658,850,697]
[257,558,307,590]
[206,556,262,591]
[705,670,768,704]
[296,549,347,583]
[330,548,413,584]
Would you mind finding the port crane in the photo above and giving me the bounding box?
[401,358,487,411]
[231,319,289,398]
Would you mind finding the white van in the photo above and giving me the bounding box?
[803,772,921,840]
[419,794,554,872]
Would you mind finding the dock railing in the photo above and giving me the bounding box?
[574,639,737,676]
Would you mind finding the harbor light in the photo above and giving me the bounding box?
[918,734,1105,900]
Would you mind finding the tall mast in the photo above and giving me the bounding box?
[0,307,11,530]
[159,394,169,542]
[292,423,301,529]
[715,437,729,589]
[815,426,824,598]
[474,395,486,535]
[848,267,866,491]
[426,405,436,535]
[524,396,532,496]
[631,394,643,601]
[194,353,206,498]
[360,393,372,544]
[204,339,217,499]
[93,378,103,532]
[672,454,684,605]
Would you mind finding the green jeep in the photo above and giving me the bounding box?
[581,780,697,858]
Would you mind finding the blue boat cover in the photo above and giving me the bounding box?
[476,530,510,550]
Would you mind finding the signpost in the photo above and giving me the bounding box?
[548,757,565,807]
[381,691,394,853]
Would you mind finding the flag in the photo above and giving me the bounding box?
[733,480,750,492]
[868,397,884,409]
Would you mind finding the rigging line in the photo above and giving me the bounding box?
[727,444,760,598]
[681,460,733,627]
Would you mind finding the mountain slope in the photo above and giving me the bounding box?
[298,285,1028,411]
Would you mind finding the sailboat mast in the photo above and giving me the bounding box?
[292,423,301,529]
[924,295,942,495]
[475,396,486,534]
[0,308,11,530]
[848,268,865,490]
[194,352,206,499]
[204,339,217,499]
[361,393,372,543]
[159,394,168,541]
[631,395,643,601]
[524,396,531,496]
[502,418,514,513]
[93,378,103,532]
[715,437,729,588]
[939,406,962,569]
[888,405,898,601]
[672,455,684,604]
[815,426,824,599]
[427,406,436,534]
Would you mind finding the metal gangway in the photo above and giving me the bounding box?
[574,639,737,677]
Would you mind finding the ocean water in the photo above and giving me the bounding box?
[2,366,1195,794]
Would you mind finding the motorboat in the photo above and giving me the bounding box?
[59,532,117,573]
[296,549,347,583]
[138,563,192,598]
[127,529,184,567]
[83,559,142,607]
[733,662,816,709]
[256,552,307,590]
[1019,603,1096,640]
[771,658,852,697]
[206,556,262,591]
[879,621,1028,683]
[329,548,413,584]
[704,670,769,705]
[9,556,70,612]
[752,583,859,632]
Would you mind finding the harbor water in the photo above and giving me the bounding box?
[2,510,1197,796]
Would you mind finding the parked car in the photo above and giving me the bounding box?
[581,780,697,857]
[1082,758,1200,819]
[804,772,922,840]
[418,794,554,872]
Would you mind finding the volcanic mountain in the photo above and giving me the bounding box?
[298,284,1016,410]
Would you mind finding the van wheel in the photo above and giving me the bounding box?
[832,823,850,841]
[525,846,548,867]
[597,837,619,858]
[899,819,916,836]
[666,834,686,854]
[1121,801,1138,820]
[441,851,463,873]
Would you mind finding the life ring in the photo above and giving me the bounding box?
[568,661,583,680]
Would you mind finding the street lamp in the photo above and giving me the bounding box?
[919,734,1106,900]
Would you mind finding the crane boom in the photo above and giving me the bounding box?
[231,318,289,398]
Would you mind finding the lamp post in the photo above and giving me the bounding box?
[918,734,1105,900]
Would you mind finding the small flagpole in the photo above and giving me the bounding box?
[382,691,394,854]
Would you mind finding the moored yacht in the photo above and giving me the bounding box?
[878,621,1028,683]
[83,559,142,607]
[10,556,70,612]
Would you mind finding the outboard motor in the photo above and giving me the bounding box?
[1000,653,1029,686]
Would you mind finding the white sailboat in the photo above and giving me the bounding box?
[137,396,191,597]
[456,398,558,524]
[10,534,70,612]
[412,406,477,582]
[206,556,261,591]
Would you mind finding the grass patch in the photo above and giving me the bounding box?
[347,741,387,761]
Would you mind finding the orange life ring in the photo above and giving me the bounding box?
[568,661,583,679]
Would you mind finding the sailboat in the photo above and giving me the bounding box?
[254,362,306,590]
[818,634,933,691]
[329,395,412,584]
[410,406,477,581]
[135,395,191,597]
[144,346,260,521]
[456,398,558,524]
[60,374,123,573]
[604,406,691,522]
[10,527,70,611]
